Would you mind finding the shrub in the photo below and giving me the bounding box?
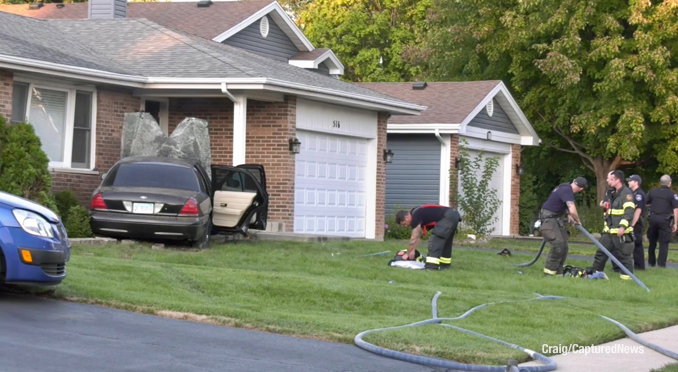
[384,205,430,241]
[452,140,502,238]
[64,205,93,238]
[519,172,540,235]
[0,116,55,209]
[54,189,81,221]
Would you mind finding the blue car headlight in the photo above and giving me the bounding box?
[12,209,54,238]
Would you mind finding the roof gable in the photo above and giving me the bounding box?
[358,81,540,145]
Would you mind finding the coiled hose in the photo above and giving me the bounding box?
[355,292,563,371]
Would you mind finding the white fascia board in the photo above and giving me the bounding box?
[211,2,314,52]
[458,81,541,146]
[289,49,345,75]
[464,126,522,145]
[387,123,460,134]
[0,54,145,87]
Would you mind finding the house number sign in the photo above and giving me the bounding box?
[333,120,341,129]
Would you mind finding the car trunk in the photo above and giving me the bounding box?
[98,187,198,216]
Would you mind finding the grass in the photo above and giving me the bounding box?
[51,239,678,366]
[653,363,678,372]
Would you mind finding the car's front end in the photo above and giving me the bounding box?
[0,193,71,286]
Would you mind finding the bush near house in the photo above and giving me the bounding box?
[0,115,57,211]
[54,189,93,238]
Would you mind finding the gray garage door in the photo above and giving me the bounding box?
[385,134,441,215]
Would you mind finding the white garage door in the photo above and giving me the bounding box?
[458,149,505,235]
[294,130,368,237]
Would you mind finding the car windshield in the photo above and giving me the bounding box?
[105,163,200,192]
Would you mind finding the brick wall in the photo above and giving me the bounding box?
[375,112,388,240]
[52,88,140,205]
[169,97,234,165]
[245,97,296,232]
[0,70,12,120]
[449,134,460,208]
[510,144,521,235]
[168,96,297,232]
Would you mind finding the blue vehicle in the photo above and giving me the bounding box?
[0,191,71,286]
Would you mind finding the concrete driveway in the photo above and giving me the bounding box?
[0,293,434,372]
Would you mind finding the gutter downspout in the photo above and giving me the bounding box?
[434,128,445,148]
[221,82,237,103]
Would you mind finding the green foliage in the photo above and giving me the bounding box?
[412,0,678,198]
[384,205,430,241]
[64,205,93,238]
[453,140,502,237]
[518,172,540,235]
[54,189,81,220]
[298,0,429,82]
[0,116,55,209]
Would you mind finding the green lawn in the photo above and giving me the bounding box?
[653,363,678,372]
[51,239,678,366]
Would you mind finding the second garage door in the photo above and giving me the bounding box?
[294,130,368,237]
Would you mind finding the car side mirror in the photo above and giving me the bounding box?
[101,172,107,180]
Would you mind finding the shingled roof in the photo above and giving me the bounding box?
[356,81,501,124]
[0,1,272,41]
[0,12,423,113]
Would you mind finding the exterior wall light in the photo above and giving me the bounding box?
[383,149,394,163]
[289,137,301,154]
[516,164,524,176]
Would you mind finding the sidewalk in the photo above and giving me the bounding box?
[520,325,678,371]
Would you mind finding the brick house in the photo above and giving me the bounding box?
[0,1,426,240]
[357,82,541,236]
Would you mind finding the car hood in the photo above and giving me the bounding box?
[0,191,60,223]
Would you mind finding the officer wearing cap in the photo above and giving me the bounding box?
[538,177,586,276]
[626,174,647,270]
[592,170,636,279]
[646,175,678,268]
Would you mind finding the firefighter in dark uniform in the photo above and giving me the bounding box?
[626,174,647,270]
[592,170,636,279]
[646,175,678,268]
[538,177,587,276]
[395,204,461,270]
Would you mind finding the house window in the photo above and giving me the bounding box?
[141,98,169,135]
[12,81,97,170]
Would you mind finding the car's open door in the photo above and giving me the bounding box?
[210,165,268,234]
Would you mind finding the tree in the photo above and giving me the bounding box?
[453,141,502,237]
[298,0,429,82]
[409,0,678,201]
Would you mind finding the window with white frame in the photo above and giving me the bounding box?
[12,80,96,170]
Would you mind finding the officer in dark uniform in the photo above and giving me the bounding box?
[538,177,587,276]
[626,174,647,270]
[592,170,636,279]
[646,175,678,268]
[395,204,462,270]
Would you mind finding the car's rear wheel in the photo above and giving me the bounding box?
[193,220,211,249]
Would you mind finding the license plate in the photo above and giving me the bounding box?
[132,203,154,214]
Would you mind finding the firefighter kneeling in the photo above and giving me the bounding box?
[592,170,636,280]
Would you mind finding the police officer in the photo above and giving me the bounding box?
[592,170,636,279]
[396,204,462,270]
[538,177,586,276]
[626,174,647,270]
[646,175,678,268]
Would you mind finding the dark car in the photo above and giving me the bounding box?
[89,156,268,248]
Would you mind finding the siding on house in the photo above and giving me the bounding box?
[385,134,441,215]
[468,98,519,134]
[223,15,299,62]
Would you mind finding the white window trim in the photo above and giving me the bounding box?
[139,97,169,135]
[15,77,98,171]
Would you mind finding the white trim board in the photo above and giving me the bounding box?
[211,2,314,52]
[439,134,451,206]
[289,49,345,75]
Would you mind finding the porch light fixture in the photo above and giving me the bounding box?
[383,149,394,163]
[486,131,492,140]
[455,157,462,169]
[289,137,301,154]
[516,164,524,176]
